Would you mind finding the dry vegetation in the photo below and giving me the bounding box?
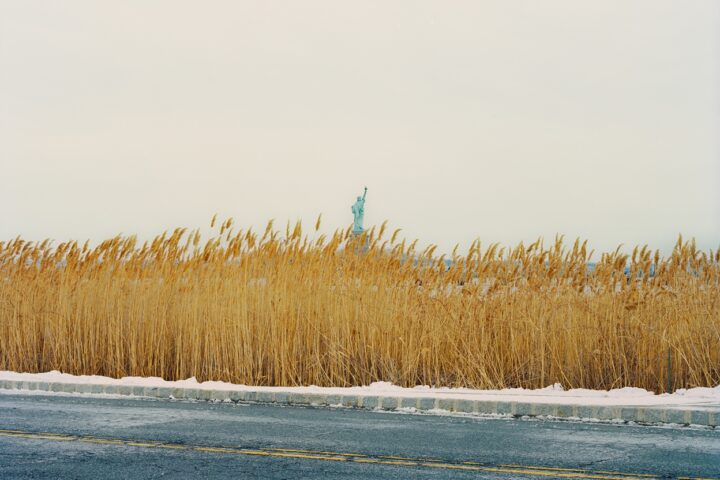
[1,216,718,392]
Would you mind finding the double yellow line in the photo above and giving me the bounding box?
[0,428,714,480]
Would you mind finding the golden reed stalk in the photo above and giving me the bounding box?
[1,218,718,392]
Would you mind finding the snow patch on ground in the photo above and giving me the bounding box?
[1,370,719,407]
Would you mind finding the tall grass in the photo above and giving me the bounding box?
[1,218,718,392]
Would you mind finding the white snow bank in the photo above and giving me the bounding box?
[1,370,719,407]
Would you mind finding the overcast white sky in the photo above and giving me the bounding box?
[1,1,718,257]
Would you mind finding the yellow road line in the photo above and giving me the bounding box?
[593,471,656,478]
[258,451,349,462]
[499,463,600,472]
[193,446,236,454]
[126,441,161,448]
[0,428,715,480]
[0,429,67,438]
[427,462,663,479]
[78,438,126,445]
[265,447,366,457]
[9,433,76,441]
[155,444,188,450]
[354,458,418,467]
[499,463,657,478]
[379,454,422,460]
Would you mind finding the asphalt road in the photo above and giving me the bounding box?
[0,393,718,479]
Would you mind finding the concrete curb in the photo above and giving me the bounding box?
[1,379,716,427]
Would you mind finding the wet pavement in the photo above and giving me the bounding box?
[0,393,718,479]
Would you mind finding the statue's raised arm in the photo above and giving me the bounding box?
[362,186,368,201]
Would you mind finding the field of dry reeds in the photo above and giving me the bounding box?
[1,217,718,392]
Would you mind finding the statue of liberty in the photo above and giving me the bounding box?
[351,186,368,235]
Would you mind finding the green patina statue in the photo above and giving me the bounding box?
[351,187,368,234]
